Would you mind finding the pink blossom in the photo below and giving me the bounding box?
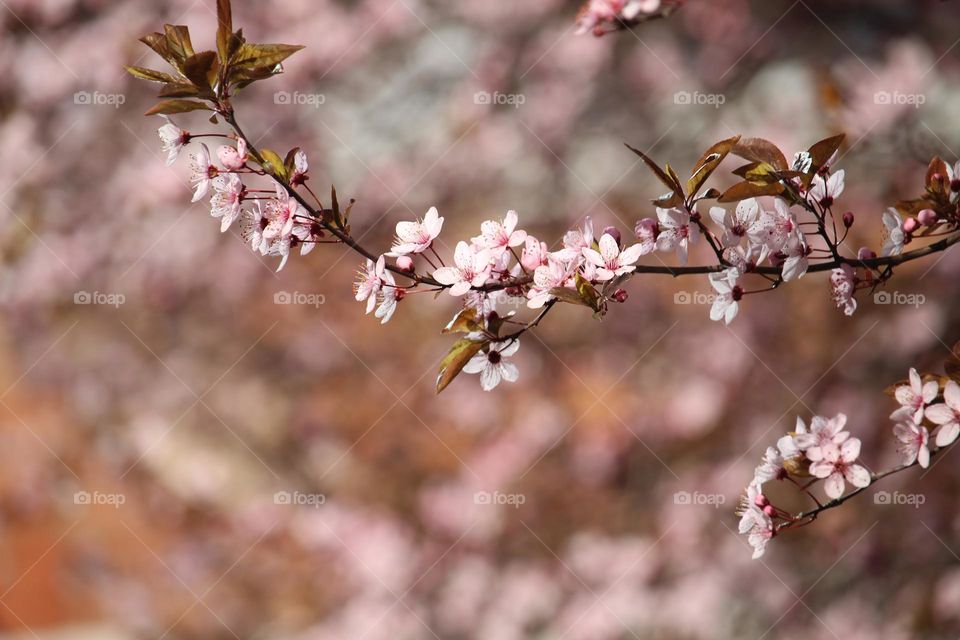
[189,143,218,203]
[527,257,570,309]
[473,210,527,255]
[777,416,810,459]
[809,170,845,208]
[925,379,960,447]
[655,207,698,265]
[753,446,786,485]
[520,236,548,271]
[709,198,758,248]
[582,233,645,281]
[355,256,386,315]
[239,201,267,252]
[830,264,858,316]
[260,184,306,271]
[780,229,809,282]
[708,268,741,325]
[881,207,906,256]
[375,269,399,324]
[157,117,188,166]
[891,368,938,424]
[290,149,309,184]
[795,413,850,460]
[575,0,662,35]
[558,217,595,262]
[462,340,520,391]
[210,173,244,232]
[217,138,248,170]
[634,218,658,254]
[390,206,444,256]
[893,421,931,468]
[434,242,493,296]
[747,198,796,253]
[808,437,871,499]
[738,484,774,559]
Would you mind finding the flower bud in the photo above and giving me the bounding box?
[918,208,938,226]
[763,504,777,518]
[857,247,877,261]
[902,217,920,234]
[842,211,854,228]
[612,288,629,303]
[602,226,621,246]
[396,256,415,271]
[951,178,960,193]
[754,493,769,508]
[394,288,407,301]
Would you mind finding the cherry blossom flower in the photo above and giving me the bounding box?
[738,484,774,559]
[777,416,810,460]
[709,198,759,248]
[881,207,906,256]
[829,264,858,316]
[891,368,938,424]
[239,201,267,253]
[925,379,960,447]
[809,170,845,208]
[583,233,645,281]
[527,257,570,309]
[520,236,548,272]
[462,340,520,391]
[807,437,871,499]
[434,242,493,296]
[748,198,796,253]
[708,267,742,325]
[473,210,527,255]
[722,243,766,273]
[795,413,850,460]
[189,143,218,203]
[375,269,399,324]
[634,218,658,255]
[259,184,307,271]
[780,229,810,281]
[290,149,309,184]
[355,256,386,315]
[217,138,248,170]
[390,207,444,256]
[753,446,786,485]
[558,217,595,262]
[893,421,931,468]
[210,173,244,232]
[655,207,698,265]
[157,117,188,166]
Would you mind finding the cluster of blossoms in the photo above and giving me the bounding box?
[739,361,960,559]
[575,0,682,36]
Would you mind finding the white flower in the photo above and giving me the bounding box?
[375,269,399,324]
[556,217,595,263]
[753,446,786,485]
[291,149,309,184]
[808,437,871,500]
[473,210,527,255]
[780,229,809,282]
[893,421,931,468]
[655,207,698,265]
[527,257,570,309]
[891,368,938,424]
[809,170,845,207]
[433,242,493,296]
[777,416,810,459]
[239,201,267,252]
[748,198,796,254]
[210,173,244,232]
[217,138,248,170]
[738,484,774,560]
[582,233,645,281]
[708,267,742,325]
[709,198,759,248]
[829,264,857,316]
[390,206,444,255]
[795,413,850,460]
[462,340,520,391]
[157,117,188,166]
[189,143,218,203]
[355,256,385,315]
[926,379,960,447]
[881,207,905,257]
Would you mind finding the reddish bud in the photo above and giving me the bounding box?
[918,209,938,226]
[394,288,407,301]
[612,288,629,303]
[602,226,621,246]
[857,247,877,261]
[842,211,854,228]
[902,217,920,234]
[763,504,777,518]
[396,256,415,271]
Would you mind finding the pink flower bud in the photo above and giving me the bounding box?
[918,209,937,226]
[842,211,854,228]
[902,217,920,234]
[394,288,407,301]
[857,247,877,261]
[396,256,414,271]
[763,504,777,517]
[754,493,769,508]
[612,288,628,303]
[602,226,621,246]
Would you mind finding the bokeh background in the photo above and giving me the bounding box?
[1,0,960,638]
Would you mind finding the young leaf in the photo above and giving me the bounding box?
[625,143,684,201]
[442,308,484,335]
[807,134,845,171]
[182,51,218,92]
[687,135,740,196]
[436,339,486,393]
[258,148,287,179]
[158,82,202,98]
[718,181,785,203]
[731,137,788,171]
[163,24,195,68]
[144,99,211,116]
[139,32,172,63]
[574,272,604,314]
[217,0,233,64]
[124,65,177,83]
[231,43,305,70]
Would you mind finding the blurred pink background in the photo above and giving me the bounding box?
[1,0,960,638]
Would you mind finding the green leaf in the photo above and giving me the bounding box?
[718,181,785,203]
[687,135,740,196]
[232,43,305,70]
[258,148,287,179]
[442,308,484,335]
[731,137,788,171]
[625,143,684,201]
[217,0,233,64]
[575,272,604,314]
[144,99,211,116]
[124,65,177,83]
[436,339,486,393]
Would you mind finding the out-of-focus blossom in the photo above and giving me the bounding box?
[881,207,906,256]
[926,379,960,447]
[830,264,858,316]
[893,420,930,468]
[157,117,188,166]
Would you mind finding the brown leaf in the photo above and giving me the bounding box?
[217,0,233,63]
[807,134,845,171]
[945,341,960,383]
[436,339,486,393]
[163,24,195,67]
[732,137,788,171]
[687,135,741,196]
[232,43,305,70]
[718,181,785,203]
[124,65,177,83]
[625,143,683,201]
[442,308,483,335]
[182,51,218,92]
[144,99,211,116]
